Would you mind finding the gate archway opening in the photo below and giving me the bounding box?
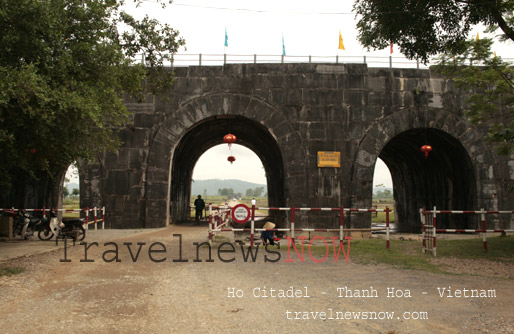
[169,115,285,223]
[191,143,268,216]
[378,128,477,232]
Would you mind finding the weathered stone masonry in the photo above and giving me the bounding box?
[80,63,514,232]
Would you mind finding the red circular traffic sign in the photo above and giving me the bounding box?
[231,204,251,224]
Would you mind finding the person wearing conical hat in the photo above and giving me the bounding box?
[261,221,276,246]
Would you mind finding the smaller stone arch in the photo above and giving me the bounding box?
[351,108,497,232]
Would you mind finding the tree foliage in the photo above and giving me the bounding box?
[246,187,265,197]
[0,0,184,207]
[353,0,514,63]
[433,38,514,154]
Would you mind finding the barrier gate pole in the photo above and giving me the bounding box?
[85,207,89,230]
[420,208,426,254]
[386,207,390,249]
[481,208,487,252]
[291,205,295,243]
[94,207,98,230]
[250,204,255,247]
[208,203,213,245]
[433,206,437,256]
[339,207,344,244]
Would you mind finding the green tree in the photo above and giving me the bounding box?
[353,0,514,63]
[253,186,264,197]
[72,188,80,198]
[0,0,184,208]
[62,187,69,198]
[433,38,513,154]
[245,188,254,197]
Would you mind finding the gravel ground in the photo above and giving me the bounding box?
[0,226,512,333]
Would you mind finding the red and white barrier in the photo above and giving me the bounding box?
[421,206,514,255]
[208,204,392,249]
[0,206,106,230]
[208,204,232,243]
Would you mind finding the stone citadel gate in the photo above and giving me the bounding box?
[80,63,514,232]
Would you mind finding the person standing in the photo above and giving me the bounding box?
[194,195,206,225]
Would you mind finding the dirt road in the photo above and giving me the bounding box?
[0,226,512,333]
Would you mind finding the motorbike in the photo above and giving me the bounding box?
[37,210,86,242]
[10,210,40,240]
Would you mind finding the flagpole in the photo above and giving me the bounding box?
[338,30,345,63]
[224,26,228,60]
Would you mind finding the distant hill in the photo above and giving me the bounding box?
[192,179,266,196]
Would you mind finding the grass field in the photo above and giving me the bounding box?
[306,235,513,275]
[63,198,80,218]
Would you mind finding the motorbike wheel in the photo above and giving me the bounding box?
[76,226,86,241]
[38,228,54,241]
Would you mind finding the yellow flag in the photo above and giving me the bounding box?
[338,30,345,50]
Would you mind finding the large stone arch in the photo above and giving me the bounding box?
[144,93,307,227]
[351,107,498,232]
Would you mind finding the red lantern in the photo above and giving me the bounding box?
[420,145,432,159]
[227,155,236,164]
[223,133,237,148]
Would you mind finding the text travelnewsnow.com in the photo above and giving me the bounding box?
[59,234,352,263]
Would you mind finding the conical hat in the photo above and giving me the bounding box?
[263,221,275,230]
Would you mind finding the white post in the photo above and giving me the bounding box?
[208,203,213,245]
[250,204,255,247]
[420,208,425,253]
[433,206,437,256]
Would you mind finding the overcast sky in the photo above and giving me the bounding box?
[68,0,513,188]
[124,0,513,59]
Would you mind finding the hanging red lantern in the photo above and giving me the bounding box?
[227,155,236,164]
[420,145,432,159]
[223,133,237,148]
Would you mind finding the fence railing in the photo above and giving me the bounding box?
[137,53,514,69]
[420,206,514,256]
[207,204,392,249]
[0,207,106,230]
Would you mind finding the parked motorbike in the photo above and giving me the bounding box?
[10,210,39,240]
[51,216,86,243]
[35,210,86,242]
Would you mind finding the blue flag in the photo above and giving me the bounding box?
[224,27,228,47]
[282,35,286,56]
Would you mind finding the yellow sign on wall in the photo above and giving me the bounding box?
[317,151,341,168]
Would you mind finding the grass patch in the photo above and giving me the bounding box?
[0,266,25,277]
[214,235,230,242]
[285,235,513,274]
[347,239,442,272]
[63,199,80,218]
[371,211,395,224]
[436,235,514,261]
